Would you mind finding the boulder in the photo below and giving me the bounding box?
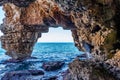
[60,69,72,80]
[42,61,65,71]
[28,70,44,75]
[1,70,30,80]
[1,70,44,80]
[4,59,23,63]
[44,76,58,80]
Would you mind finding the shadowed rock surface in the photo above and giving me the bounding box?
[1,70,44,80]
[42,61,65,71]
[43,76,58,80]
[68,59,119,80]
[0,0,120,80]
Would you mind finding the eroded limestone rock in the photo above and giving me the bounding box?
[42,61,65,71]
[1,70,44,80]
[106,50,120,67]
[0,0,77,59]
[69,59,117,80]
[0,0,120,80]
[0,0,119,61]
[0,0,36,7]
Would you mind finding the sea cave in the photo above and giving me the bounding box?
[0,0,120,80]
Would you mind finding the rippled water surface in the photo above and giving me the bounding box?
[0,43,82,79]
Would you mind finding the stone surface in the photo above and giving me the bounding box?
[1,70,44,80]
[43,76,58,80]
[0,0,77,60]
[0,0,119,61]
[42,61,65,71]
[69,59,116,80]
[60,69,72,80]
[69,59,93,80]
[1,70,30,80]
[106,50,120,68]
[0,0,120,80]
[0,0,36,7]
[28,70,44,76]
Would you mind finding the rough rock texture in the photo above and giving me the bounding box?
[69,59,118,80]
[42,61,65,71]
[0,0,77,60]
[1,70,44,80]
[42,76,58,80]
[106,50,120,67]
[69,60,93,80]
[0,0,36,7]
[0,0,119,61]
[0,0,120,80]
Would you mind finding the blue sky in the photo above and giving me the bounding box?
[0,7,73,42]
[38,27,73,42]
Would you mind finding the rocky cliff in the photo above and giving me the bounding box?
[0,0,120,80]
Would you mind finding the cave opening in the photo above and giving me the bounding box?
[32,27,81,62]
[0,0,119,80]
[38,27,74,42]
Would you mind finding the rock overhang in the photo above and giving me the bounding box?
[0,0,120,80]
[0,0,119,63]
[0,0,36,7]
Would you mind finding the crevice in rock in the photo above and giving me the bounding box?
[91,25,101,33]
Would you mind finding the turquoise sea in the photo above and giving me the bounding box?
[0,43,82,79]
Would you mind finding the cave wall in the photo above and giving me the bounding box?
[0,0,119,60]
[0,0,120,79]
[0,3,40,59]
[71,0,120,61]
[0,0,77,59]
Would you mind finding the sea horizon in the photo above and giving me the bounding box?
[36,42,74,43]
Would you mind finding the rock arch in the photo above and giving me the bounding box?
[0,0,119,62]
[0,0,78,59]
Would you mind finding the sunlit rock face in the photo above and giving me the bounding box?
[0,0,120,80]
[0,3,40,59]
[70,0,120,79]
[0,0,78,59]
[71,0,117,61]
